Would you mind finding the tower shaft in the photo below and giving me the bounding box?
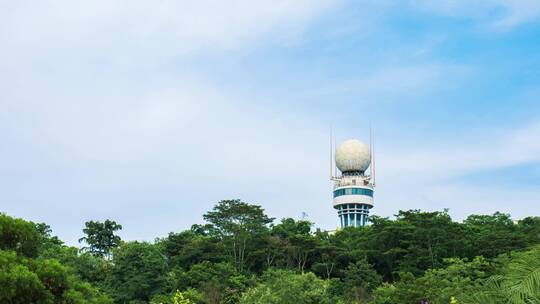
[332,175,373,228]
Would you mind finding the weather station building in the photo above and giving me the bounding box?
[330,138,375,228]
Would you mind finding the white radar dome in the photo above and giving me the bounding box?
[335,139,371,173]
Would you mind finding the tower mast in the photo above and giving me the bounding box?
[329,129,333,180]
[372,130,376,187]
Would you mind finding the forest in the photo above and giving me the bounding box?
[2,199,540,304]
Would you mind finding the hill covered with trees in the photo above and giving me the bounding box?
[2,199,540,304]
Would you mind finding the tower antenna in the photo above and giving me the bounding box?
[334,133,337,177]
[369,123,373,180]
[372,128,376,187]
[330,127,333,180]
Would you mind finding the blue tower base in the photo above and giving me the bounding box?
[336,203,371,228]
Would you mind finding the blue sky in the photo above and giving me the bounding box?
[1,0,540,245]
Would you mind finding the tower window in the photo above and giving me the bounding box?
[333,188,373,198]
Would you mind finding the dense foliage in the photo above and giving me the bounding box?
[0,214,112,303]
[2,199,540,303]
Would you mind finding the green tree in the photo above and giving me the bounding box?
[359,211,469,280]
[34,222,64,254]
[0,249,113,304]
[30,258,70,301]
[311,233,343,279]
[272,218,316,273]
[464,246,540,304]
[362,216,411,281]
[169,261,250,304]
[517,216,540,246]
[108,242,168,303]
[0,250,52,304]
[172,290,195,304]
[0,213,41,257]
[240,269,337,304]
[0,214,113,303]
[203,200,273,272]
[396,210,464,272]
[342,259,382,303]
[5,205,540,304]
[62,280,114,304]
[39,243,111,288]
[259,234,286,269]
[79,220,122,257]
[160,230,226,269]
[463,213,524,259]
[372,257,493,304]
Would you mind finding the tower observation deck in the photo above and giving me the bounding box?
[331,139,374,228]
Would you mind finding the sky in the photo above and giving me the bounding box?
[1,0,540,245]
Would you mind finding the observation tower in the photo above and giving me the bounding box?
[330,138,375,228]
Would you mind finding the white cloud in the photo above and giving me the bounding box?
[1,55,536,243]
[0,71,334,243]
[373,118,540,220]
[491,0,540,29]
[0,0,340,60]
[410,0,540,30]
[382,182,540,220]
[312,64,467,99]
[0,0,345,243]
[1,0,539,244]
[299,63,473,107]
[379,120,540,180]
